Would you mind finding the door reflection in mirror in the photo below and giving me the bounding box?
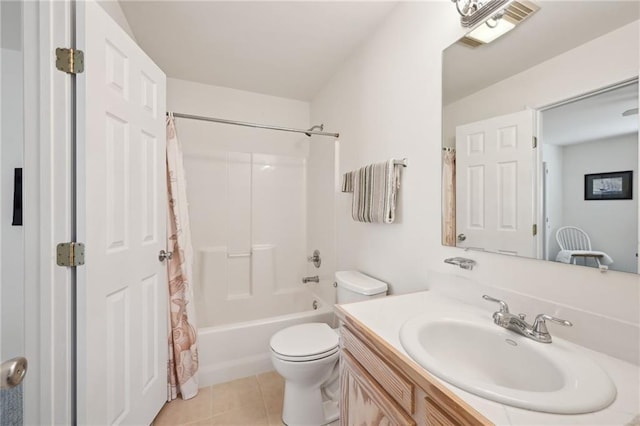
[442,1,640,274]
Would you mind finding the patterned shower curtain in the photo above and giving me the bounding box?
[442,150,456,246]
[166,114,199,401]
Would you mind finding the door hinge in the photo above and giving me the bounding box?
[532,224,538,236]
[55,48,84,74]
[532,136,538,149]
[56,242,86,267]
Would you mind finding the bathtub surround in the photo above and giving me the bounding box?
[311,2,640,365]
[166,116,199,400]
[165,79,338,311]
[167,78,337,386]
[167,78,340,324]
[169,78,311,327]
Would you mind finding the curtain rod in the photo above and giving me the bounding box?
[167,112,340,138]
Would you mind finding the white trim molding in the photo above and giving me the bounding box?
[23,1,74,423]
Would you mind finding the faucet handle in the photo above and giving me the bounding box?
[532,314,573,335]
[482,295,510,313]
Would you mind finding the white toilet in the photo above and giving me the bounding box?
[270,270,388,426]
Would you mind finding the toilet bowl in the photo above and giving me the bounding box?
[270,323,340,426]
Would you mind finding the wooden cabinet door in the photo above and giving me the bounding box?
[341,351,416,426]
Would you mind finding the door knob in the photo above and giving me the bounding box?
[457,233,467,242]
[158,250,173,262]
[1,357,27,389]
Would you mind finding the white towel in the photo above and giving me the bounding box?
[351,159,401,224]
[341,171,354,193]
[556,250,614,266]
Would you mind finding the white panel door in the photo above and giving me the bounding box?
[76,1,168,424]
[456,110,536,256]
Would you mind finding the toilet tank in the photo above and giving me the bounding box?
[335,271,388,304]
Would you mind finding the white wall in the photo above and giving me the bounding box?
[313,2,461,294]
[1,3,24,361]
[311,3,640,365]
[167,78,336,325]
[559,134,638,273]
[97,0,136,40]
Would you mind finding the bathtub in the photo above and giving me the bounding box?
[197,290,336,387]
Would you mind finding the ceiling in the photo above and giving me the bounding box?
[444,1,640,105]
[120,1,398,101]
[542,82,638,146]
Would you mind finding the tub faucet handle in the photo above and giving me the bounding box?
[307,250,321,268]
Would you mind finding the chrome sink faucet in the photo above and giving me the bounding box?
[482,295,572,343]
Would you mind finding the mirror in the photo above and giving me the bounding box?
[442,1,640,273]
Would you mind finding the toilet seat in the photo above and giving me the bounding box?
[273,346,339,362]
[270,323,339,362]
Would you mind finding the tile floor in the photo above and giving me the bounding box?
[153,372,286,426]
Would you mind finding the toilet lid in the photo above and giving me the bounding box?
[270,323,339,358]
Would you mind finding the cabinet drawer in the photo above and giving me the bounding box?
[341,325,414,414]
[425,397,460,426]
[341,351,416,426]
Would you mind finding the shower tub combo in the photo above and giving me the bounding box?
[181,143,337,387]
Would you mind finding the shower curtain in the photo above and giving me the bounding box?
[442,150,456,246]
[166,114,199,401]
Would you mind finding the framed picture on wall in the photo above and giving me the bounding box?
[584,170,633,200]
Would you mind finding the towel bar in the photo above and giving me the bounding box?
[394,158,408,167]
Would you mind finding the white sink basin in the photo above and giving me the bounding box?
[399,316,616,414]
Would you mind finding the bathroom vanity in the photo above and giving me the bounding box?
[336,291,640,425]
[338,309,490,425]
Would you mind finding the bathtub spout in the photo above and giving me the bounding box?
[302,275,320,284]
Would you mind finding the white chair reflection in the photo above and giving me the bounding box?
[555,226,613,269]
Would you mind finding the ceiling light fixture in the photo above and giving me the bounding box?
[466,15,515,43]
[452,0,539,47]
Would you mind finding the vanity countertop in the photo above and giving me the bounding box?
[336,290,640,425]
